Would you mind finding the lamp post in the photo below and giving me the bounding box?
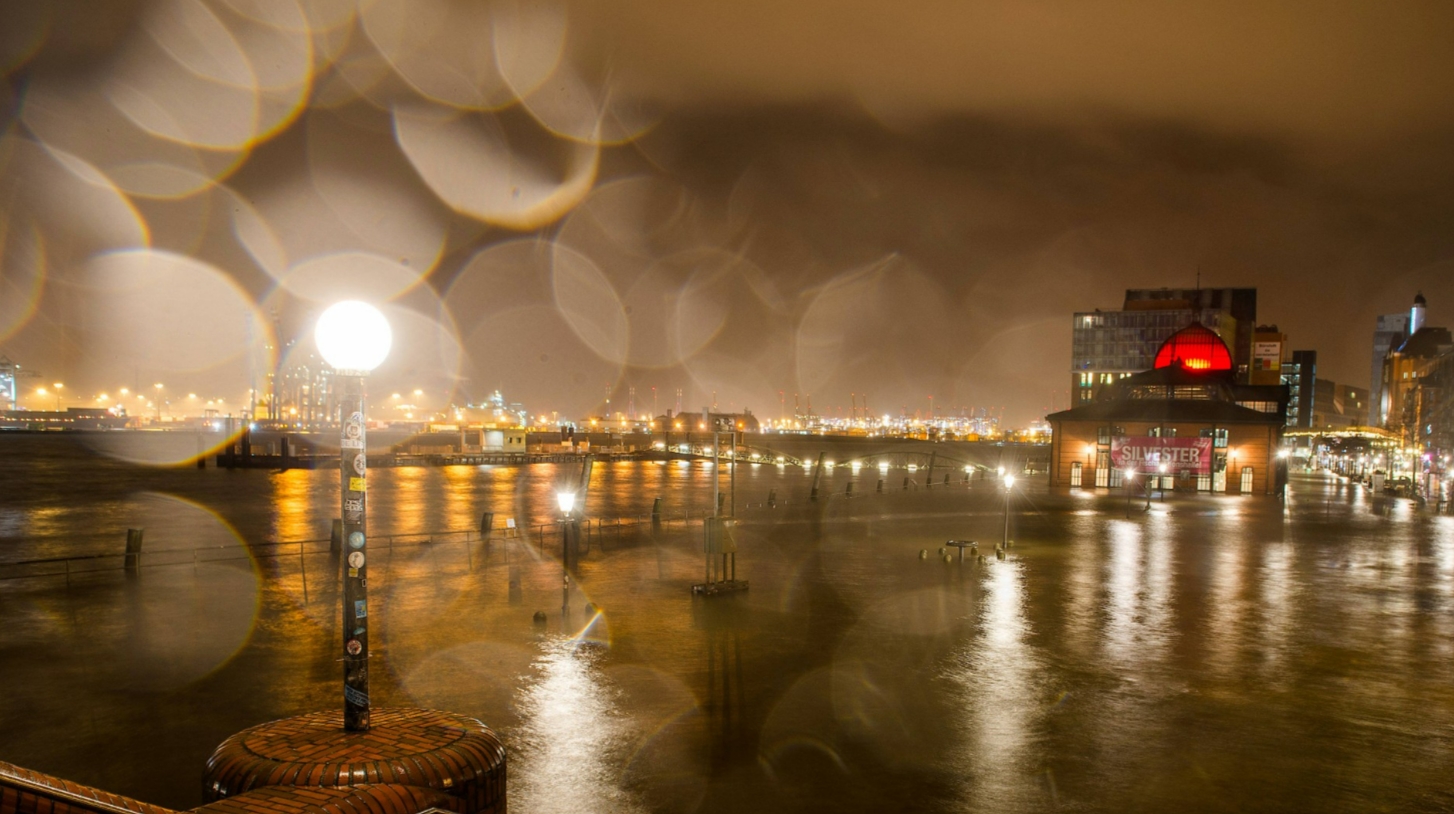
[1002,474,1015,547]
[315,300,392,733]
[1158,463,1168,503]
[557,490,576,618]
[1124,468,1136,517]
[557,491,576,571]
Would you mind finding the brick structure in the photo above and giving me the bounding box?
[203,709,504,814]
[1,761,179,814]
[1,762,453,814]
[193,785,451,814]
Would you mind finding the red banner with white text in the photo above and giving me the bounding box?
[1110,437,1213,474]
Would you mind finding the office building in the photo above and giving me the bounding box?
[1282,350,1316,428]
[1370,310,1412,425]
[1072,287,1257,404]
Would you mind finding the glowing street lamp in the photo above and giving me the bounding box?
[315,300,392,732]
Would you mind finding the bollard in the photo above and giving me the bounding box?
[509,565,522,604]
[532,610,547,626]
[846,482,854,496]
[996,548,1006,561]
[330,519,344,554]
[124,528,144,571]
[919,549,928,559]
[978,554,987,565]
[938,547,946,555]
[767,489,777,509]
[480,511,495,537]
[903,477,910,491]
[943,554,953,563]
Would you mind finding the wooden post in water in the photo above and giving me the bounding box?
[124,529,144,571]
[809,452,825,502]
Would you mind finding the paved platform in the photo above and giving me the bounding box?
[202,709,505,814]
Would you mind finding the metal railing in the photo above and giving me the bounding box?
[0,473,1006,587]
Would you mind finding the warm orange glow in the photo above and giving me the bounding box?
[1184,358,1210,370]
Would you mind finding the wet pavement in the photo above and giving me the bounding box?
[2,444,1454,813]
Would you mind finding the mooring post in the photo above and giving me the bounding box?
[124,528,144,571]
[877,479,884,493]
[809,452,826,502]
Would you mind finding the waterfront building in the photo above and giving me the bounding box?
[1072,287,1257,404]
[1370,309,1412,424]
[0,407,133,430]
[1379,293,1453,443]
[1049,322,1287,495]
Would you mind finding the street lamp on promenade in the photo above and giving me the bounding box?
[315,300,392,732]
[1002,474,1015,547]
[557,491,577,569]
[1124,468,1136,517]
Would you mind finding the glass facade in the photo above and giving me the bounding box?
[1071,310,1232,403]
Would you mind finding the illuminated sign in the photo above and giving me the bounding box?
[1111,437,1213,474]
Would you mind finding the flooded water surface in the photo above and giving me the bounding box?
[2,434,1453,813]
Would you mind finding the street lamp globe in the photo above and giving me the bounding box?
[1004,474,1015,489]
[316,301,392,373]
[557,491,576,516]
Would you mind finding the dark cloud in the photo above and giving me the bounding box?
[3,1,1454,424]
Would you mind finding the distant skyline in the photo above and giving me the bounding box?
[3,1,1453,425]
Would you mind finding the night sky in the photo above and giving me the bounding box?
[3,0,1454,424]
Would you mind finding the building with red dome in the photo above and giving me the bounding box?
[1048,323,1289,495]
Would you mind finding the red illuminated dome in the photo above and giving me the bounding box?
[1153,322,1233,372]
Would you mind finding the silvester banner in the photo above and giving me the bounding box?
[1110,437,1213,474]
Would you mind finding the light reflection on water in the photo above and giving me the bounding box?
[512,637,645,814]
[947,559,1044,812]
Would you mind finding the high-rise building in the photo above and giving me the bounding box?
[1370,310,1412,424]
[1071,287,1257,404]
[1282,350,1316,428]
[1380,293,1453,441]
[1312,379,1370,429]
